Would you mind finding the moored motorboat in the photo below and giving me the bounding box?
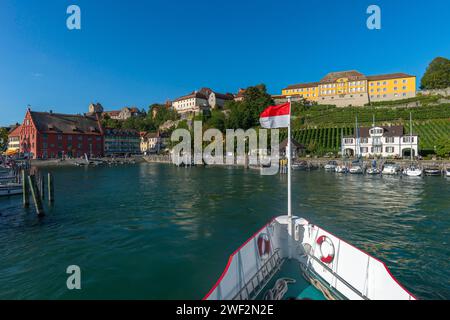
[424,167,441,176]
[349,160,363,174]
[349,165,363,174]
[366,167,381,175]
[446,168,450,177]
[335,165,349,174]
[403,166,423,177]
[324,161,338,171]
[382,162,400,175]
[291,161,308,171]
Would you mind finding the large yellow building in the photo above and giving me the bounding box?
[281,70,416,107]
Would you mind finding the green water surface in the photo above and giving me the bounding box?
[0,163,449,299]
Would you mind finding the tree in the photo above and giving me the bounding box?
[0,128,8,150]
[224,84,274,130]
[205,110,226,132]
[151,105,179,129]
[420,57,450,90]
[435,137,450,158]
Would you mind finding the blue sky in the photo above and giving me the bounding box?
[0,0,449,126]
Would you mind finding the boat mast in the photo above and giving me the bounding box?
[355,114,360,159]
[410,112,413,163]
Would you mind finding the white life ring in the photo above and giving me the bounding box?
[316,235,335,264]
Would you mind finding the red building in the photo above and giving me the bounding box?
[20,109,104,159]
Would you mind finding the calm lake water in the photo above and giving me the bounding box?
[0,163,449,300]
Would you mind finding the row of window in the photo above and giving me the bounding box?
[370,86,407,93]
[371,93,408,98]
[321,81,366,89]
[370,79,408,86]
[42,143,102,150]
[360,147,395,153]
[42,134,102,142]
[345,137,415,144]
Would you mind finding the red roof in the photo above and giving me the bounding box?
[8,125,22,137]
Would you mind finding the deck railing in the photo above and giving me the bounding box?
[233,250,284,300]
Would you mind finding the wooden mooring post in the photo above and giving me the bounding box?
[39,174,45,201]
[28,174,45,217]
[22,169,29,208]
[48,173,54,204]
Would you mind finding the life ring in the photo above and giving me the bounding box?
[316,235,335,264]
[257,233,271,259]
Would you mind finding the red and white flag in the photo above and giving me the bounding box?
[259,102,291,129]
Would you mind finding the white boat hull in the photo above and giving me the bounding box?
[349,167,363,174]
[205,216,416,301]
[382,167,399,175]
[366,168,381,175]
[404,169,423,177]
[335,166,348,174]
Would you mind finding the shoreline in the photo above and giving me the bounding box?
[30,156,145,168]
[28,155,450,170]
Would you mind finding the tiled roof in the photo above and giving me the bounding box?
[279,138,305,149]
[283,82,319,90]
[8,125,22,137]
[320,70,366,83]
[358,126,405,138]
[366,73,415,81]
[173,91,208,102]
[29,111,102,135]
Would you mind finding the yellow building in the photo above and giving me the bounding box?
[282,82,319,102]
[281,70,416,107]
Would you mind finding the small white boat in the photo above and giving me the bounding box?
[349,165,363,174]
[366,167,381,175]
[403,166,423,177]
[0,183,23,196]
[382,162,400,175]
[424,167,441,176]
[446,168,450,177]
[324,161,338,171]
[335,165,349,174]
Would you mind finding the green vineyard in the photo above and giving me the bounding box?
[280,119,449,155]
[283,100,450,155]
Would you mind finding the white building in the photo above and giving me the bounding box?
[172,88,234,117]
[172,91,209,116]
[141,132,162,154]
[342,125,419,158]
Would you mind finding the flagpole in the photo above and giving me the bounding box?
[287,97,293,259]
[287,98,292,220]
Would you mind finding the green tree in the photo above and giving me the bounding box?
[435,137,450,158]
[151,105,179,129]
[0,128,9,150]
[420,57,450,90]
[224,84,274,130]
[206,110,226,131]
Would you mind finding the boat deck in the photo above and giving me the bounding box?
[255,259,326,300]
